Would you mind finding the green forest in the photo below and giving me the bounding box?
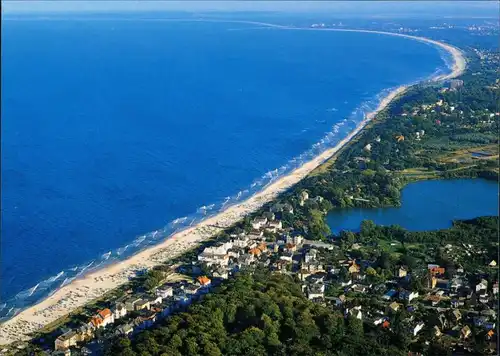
[109,216,498,356]
[11,25,499,356]
[107,272,407,356]
[258,48,499,241]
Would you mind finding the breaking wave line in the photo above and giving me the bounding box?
[0,21,456,323]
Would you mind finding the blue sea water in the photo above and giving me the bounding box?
[1,17,449,314]
[327,179,500,234]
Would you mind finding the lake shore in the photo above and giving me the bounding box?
[0,27,466,346]
[327,178,499,234]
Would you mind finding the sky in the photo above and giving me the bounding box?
[1,1,498,16]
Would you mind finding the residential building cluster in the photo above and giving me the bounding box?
[49,184,499,355]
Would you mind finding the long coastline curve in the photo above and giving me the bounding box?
[0,21,466,345]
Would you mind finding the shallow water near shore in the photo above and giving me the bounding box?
[327,178,499,234]
[1,16,449,316]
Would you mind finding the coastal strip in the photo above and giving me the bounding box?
[0,26,466,345]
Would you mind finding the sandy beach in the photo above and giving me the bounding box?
[0,26,466,346]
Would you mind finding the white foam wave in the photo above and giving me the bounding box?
[47,271,65,283]
[133,235,146,247]
[14,283,40,300]
[60,277,75,288]
[116,244,129,256]
[172,216,188,226]
[28,284,39,297]
[197,205,208,214]
[0,81,426,321]
[0,20,461,324]
[76,261,95,276]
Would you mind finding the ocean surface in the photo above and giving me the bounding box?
[1,17,449,315]
[327,179,500,234]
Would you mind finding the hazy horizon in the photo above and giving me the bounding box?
[2,0,498,18]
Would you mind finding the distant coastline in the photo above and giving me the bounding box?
[0,23,466,345]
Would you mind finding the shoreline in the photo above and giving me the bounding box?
[0,26,466,346]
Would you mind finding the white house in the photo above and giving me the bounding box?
[280,252,293,262]
[248,231,264,239]
[299,191,309,206]
[266,220,283,232]
[412,322,425,336]
[476,279,488,292]
[185,284,201,296]
[400,291,419,303]
[293,234,304,246]
[213,268,229,279]
[198,243,232,267]
[156,286,173,299]
[202,242,233,256]
[227,248,241,259]
[341,280,352,287]
[307,283,325,300]
[151,295,163,305]
[304,249,318,263]
[348,308,363,320]
[112,303,127,320]
[233,236,249,248]
[251,217,268,230]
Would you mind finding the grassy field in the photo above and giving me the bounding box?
[400,167,440,180]
[437,143,499,164]
[400,142,499,181]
